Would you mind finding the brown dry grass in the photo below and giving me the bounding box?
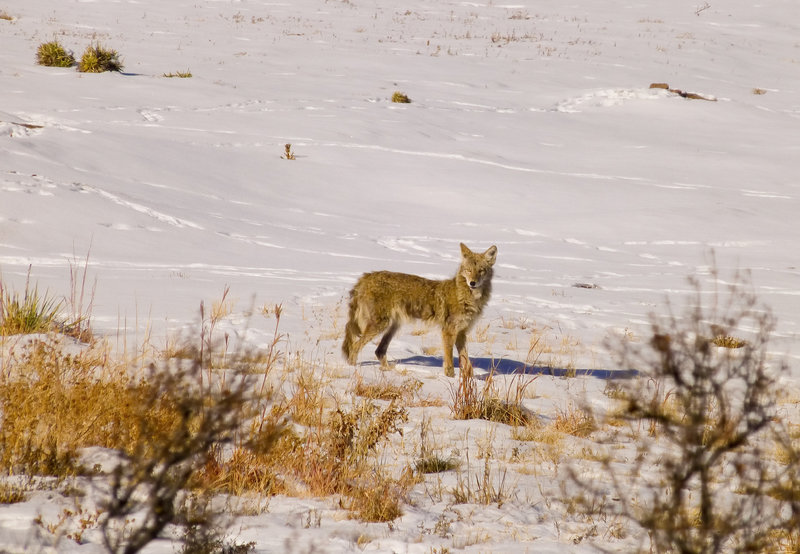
[450,371,534,427]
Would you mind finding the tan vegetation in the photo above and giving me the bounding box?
[78,43,123,73]
[281,143,296,160]
[568,272,800,552]
[163,69,193,78]
[3,268,800,552]
[36,40,75,67]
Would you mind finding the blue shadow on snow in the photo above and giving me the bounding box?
[397,355,639,380]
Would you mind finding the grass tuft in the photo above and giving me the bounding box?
[450,372,533,426]
[415,456,459,474]
[710,334,747,349]
[78,43,123,73]
[391,91,411,103]
[352,375,422,402]
[163,69,192,78]
[36,40,75,67]
[553,404,596,437]
[0,278,63,336]
[0,483,27,504]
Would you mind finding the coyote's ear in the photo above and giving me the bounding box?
[460,243,472,258]
[484,245,498,265]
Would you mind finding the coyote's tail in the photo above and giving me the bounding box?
[342,292,362,365]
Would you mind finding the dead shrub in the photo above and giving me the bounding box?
[570,269,800,553]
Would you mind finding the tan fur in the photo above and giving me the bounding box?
[342,243,497,377]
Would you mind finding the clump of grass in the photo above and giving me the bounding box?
[553,404,596,438]
[415,416,458,474]
[1,268,92,339]
[348,470,417,522]
[78,43,123,73]
[710,334,747,348]
[415,456,459,474]
[0,11,14,21]
[0,278,63,336]
[352,375,422,402]
[280,396,413,520]
[450,372,533,426]
[391,91,411,103]
[163,69,192,78]
[451,445,511,507]
[0,483,27,504]
[36,40,75,67]
[0,337,123,476]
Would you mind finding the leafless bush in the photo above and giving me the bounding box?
[570,269,800,553]
[99,360,259,554]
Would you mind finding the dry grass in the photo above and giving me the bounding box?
[0,482,27,504]
[0,337,127,475]
[352,374,422,402]
[6,269,800,551]
[36,40,75,67]
[78,43,123,73]
[450,372,534,427]
[553,404,596,438]
[274,396,415,520]
[281,143,296,160]
[163,69,192,78]
[0,277,422,550]
[0,278,63,336]
[710,334,747,349]
[451,433,513,507]
[391,91,411,103]
[415,415,459,474]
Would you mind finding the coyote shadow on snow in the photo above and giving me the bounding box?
[397,356,639,380]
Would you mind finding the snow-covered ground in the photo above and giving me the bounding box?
[2,0,800,552]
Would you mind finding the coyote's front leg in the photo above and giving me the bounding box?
[455,330,472,378]
[441,328,456,377]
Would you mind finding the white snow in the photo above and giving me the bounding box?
[1,0,800,552]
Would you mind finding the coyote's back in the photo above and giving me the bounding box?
[342,243,497,377]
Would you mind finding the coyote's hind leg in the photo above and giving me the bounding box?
[374,321,399,369]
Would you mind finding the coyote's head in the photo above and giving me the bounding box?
[458,243,498,290]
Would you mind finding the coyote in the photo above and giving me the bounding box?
[342,243,497,377]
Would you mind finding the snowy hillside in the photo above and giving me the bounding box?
[1,0,800,552]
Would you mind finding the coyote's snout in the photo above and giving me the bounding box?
[342,243,497,377]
